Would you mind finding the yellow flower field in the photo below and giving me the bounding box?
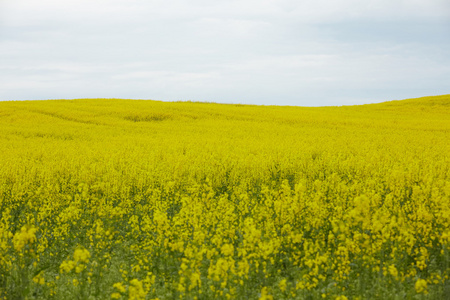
[0,95,449,299]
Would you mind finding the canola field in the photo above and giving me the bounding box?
[0,95,449,300]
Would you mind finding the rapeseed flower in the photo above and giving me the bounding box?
[73,247,90,263]
[415,279,428,294]
[129,279,146,300]
[13,225,37,251]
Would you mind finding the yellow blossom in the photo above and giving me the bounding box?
[129,279,146,300]
[388,265,398,278]
[32,272,45,285]
[415,279,428,294]
[113,282,126,293]
[60,260,76,273]
[259,287,273,300]
[73,247,90,263]
[221,244,234,256]
[13,225,37,251]
[279,279,287,292]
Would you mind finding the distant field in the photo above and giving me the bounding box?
[0,95,449,299]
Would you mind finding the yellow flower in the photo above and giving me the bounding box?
[129,279,146,300]
[279,279,287,292]
[32,272,45,285]
[388,265,398,278]
[336,296,348,300]
[60,260,76,273]
[221,244,234,256]
[75,264,86,273]
[113,282,126,293]
[259,287,273,300]
[13,225,37,251]
[111,292,121,299]
[189,272,201,290]
[415,279,428,294]
[73,247,90,263]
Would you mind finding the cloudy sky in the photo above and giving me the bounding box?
[1,0,449,106]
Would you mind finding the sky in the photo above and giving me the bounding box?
[0,0,449,106]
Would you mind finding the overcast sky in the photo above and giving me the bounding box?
[1,0,449,106]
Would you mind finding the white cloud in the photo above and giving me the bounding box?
[3,0,449,26]
[0,0,449,105]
